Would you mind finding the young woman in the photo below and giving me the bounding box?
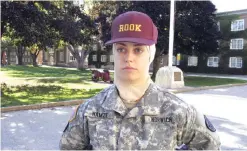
[60,11,221,150]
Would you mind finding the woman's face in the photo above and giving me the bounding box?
[114,42,150,82]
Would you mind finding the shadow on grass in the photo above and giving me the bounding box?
[1,84,102,107]
[2,65,92,78]
[36,77,92,85]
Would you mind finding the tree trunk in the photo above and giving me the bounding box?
[151,55,162,82]
[31,54,38,67]
[197,54,206,73]
[16,45,24,65]
[68,44,89,70]
[1,50,4,65]
[32,49,41,67]
[77,57,84,70]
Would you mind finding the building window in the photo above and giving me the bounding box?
[59,52,64,62]
[188,56,198,66]
[44,52,48,60]
[231,19,244,31]
[69,53,76,62]
[230,38,244,50]
[92,55,97,61]
[110,55,114,62]
[207,57,219,67]
[92,45,97,51]
[229,57,242,68]
[101,55,107,62]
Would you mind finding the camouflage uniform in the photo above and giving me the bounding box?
[59,83,221,150]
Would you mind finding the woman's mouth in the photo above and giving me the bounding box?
[122,66,137,70]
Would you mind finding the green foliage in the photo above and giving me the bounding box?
[93,1,220,56]
[1,1,55,48]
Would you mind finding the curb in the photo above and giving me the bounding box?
[1,99,85,113]
[170,83,247,94]
[1,83,247,113]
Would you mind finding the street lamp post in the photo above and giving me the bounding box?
[155,0,184,89]
[168,0,175,67]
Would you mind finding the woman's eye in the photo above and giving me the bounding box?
[117,48,126,53]
[134,48,143,54]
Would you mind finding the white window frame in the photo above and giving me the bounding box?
[207,57,219,67]
[69,53,76,62]
[101,55,107,62]
[92,55,97,61]
[229,57,242,68]
[59,51,64,62]
[44,52,48,60]
[110,55,114,62]
[230,38,244,50]
[231,19,244,31]
[188,56,198,66]
[92,45,97,51]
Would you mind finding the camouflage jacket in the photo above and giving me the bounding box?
[59,83,221,150]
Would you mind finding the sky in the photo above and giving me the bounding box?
[210,0,247,13]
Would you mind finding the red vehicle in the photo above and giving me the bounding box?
[91,69,113,83]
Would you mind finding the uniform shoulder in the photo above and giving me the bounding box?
[77,84,115,110]
[152,84,189,106]
[151,84,193,116]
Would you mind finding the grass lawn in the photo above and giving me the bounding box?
[1,65,247,107]
[184,76,247,87]
[1,83,102,107]
[1,65,92,78]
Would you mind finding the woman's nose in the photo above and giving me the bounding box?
[125,51,134,63]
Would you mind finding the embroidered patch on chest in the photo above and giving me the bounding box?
[151,117,173,123]
[92,112,108,118]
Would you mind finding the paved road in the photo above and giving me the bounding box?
[1,85,247,150]
[177,85,247,150]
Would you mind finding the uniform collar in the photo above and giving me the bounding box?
[101,85,128,116]
[101,83,163,117]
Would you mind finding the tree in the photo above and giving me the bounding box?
[94,1,221,81]
[1,1,56,66]
[174,1,222,72]
[49,1,97,70]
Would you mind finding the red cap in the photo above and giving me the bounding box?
[105,11,158,46]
